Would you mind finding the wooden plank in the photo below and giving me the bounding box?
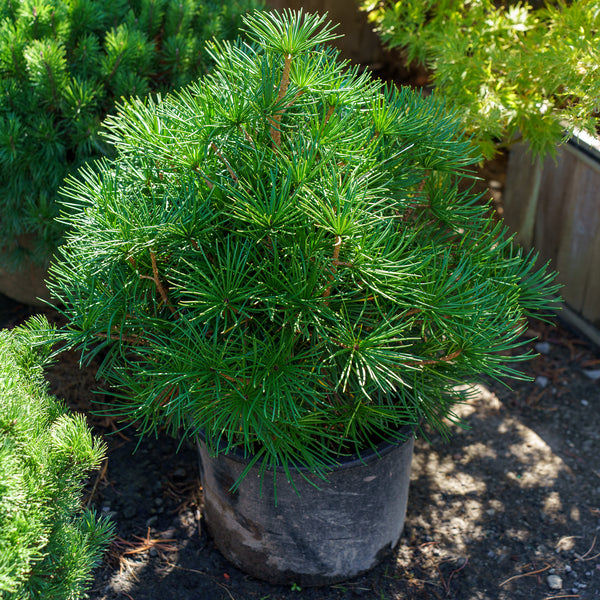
[581,229,600,325]
[502,143,542,249]
[554,153,600,313]
[575,155,600,324]
[557,304,600,351]
[533,145,579,267]
[504,135,600,331]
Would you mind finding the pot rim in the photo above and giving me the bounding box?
[197,424,415,474]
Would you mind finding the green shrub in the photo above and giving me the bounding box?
[0,0,261,269]
[0,317,113,600]
[49,10,559,481]
[360,0,600,159]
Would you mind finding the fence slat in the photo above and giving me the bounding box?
[504,138,600,326]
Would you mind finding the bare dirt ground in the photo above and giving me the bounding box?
[2,295,599,600]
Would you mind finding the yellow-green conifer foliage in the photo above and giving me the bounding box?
[361,0,600,159]
[0,316,113,600]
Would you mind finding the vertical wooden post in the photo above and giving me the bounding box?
[503,133,600,327]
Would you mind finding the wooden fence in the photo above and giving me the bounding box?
[503,132,600,332]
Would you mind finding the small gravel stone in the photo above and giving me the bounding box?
[535,341,552,354]
[535,375,550,388]
[547,574,563,590]
[122,504,137,519]
[583,369,600,380]
[146,516,158,527]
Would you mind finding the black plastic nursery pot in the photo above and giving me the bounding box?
[197,429,414,586]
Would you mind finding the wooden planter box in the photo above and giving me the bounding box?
[503,130,600,337]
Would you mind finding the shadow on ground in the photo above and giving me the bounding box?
[1,294,599,600]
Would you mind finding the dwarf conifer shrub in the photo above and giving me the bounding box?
[360,0,600,159]
[0,317,113,600]
[0,0,261,269]
[49,10,559,482]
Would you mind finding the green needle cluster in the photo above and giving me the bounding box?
[0,0,261,270]
[49,10,560,482]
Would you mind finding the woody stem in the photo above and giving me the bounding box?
[150,251,176,315]
[323,236,343,299]
[270,54,292,147]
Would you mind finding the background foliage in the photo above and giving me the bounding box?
[360,0,600,159]
[0,0,261,269]
[0,317,113,600]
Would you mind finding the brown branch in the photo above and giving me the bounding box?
[332,236,342,261]
[285,89,304,109]
[41,49,59,107]
[332,260,353,268]
[323,236,343,299]
[210,142,238,184]
[409,349,462,367]
[150,251,177,315]
[155,384,180,408]
[218,371,248,386]
[575,535,599,561]
[437,556,469,596]
[114,528,177,559]
[135,251,176,315]
[194,166,214,190]
[323,104,335,129]
[270,53,292,147]
[84,458,108,508]
[240,125,256,148]
[106,52,124,86]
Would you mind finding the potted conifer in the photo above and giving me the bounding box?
[48,10,559,585]
[0,0,260,306]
